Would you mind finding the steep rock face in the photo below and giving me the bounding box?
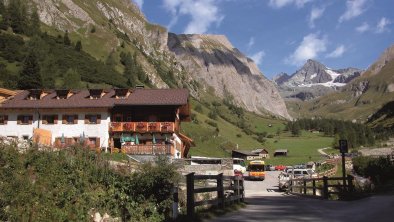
[28,0,290,119]
[167,33,291,119]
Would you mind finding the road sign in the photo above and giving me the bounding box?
[339,139,348,153]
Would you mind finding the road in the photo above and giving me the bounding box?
[209,171,394,222]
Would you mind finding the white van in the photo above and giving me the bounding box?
[288,168,315,178]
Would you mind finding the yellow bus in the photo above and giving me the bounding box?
[247,160,265,180]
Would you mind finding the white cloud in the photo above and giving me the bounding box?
[269,0,312,8]
[376,17,391,33]
[133,0,143,9]
[286,33,327,66]
[326,45,346,58]
[309,7,325,28]
[250,51,266,65]
[163,0,224,34]
[339,0,368,23]
[356,22,370,33]
[247,37,255,50]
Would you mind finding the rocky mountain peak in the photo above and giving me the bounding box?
[272,72,290,85]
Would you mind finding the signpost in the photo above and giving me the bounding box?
[339,140,348,190]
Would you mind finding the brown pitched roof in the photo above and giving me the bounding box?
[0,88,189,109]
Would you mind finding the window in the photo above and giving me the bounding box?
[85,114,101,124]
[42,115,58,124]
[17,115,33,125]
[0,115,8,125]
[62,114,78,124]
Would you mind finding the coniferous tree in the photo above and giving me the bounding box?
[29,7,40,36]
[0,0,5,16]
[8,0,28,34]
[105,50,117,67]
[63,31,71,46]
[63,68,81,89]
[18,51,42,89]
[75,40,82,51]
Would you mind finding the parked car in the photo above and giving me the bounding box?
[287,168,316,178]
[275,165,286,171]
[278,172,290,191]
[265,164,273,171]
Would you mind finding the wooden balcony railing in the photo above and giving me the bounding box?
[121,144,174,155]
[109,122,175,133]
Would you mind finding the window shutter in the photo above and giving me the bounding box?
[73,115,78,124]
[62,115,66,124]
[95,137,100,148]
[54,115,58,124]
[17,115,22,124]
[28,115,33,124]
[97,114,101,124]
[42,115,48,124]
[4,115,8,124]
[85,115,89,124]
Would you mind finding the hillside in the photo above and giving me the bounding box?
[0,0,292,156]
[24,0,289,119]
[287,44,394,125]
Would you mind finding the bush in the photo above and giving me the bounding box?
[353,156,394,185]
[0,145,180,221]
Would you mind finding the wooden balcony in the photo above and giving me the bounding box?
[109,122,175,133]
[121,144,174,155]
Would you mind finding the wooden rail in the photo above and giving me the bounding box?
[289,175,354,199]
[186,173,244,218]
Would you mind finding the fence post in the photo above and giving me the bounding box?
[347,175,353,192]
[172,185,179,219]
[303,180,307,194]
[323,176,329,199]
[186,173,195,218]
[235,177,240,203]
[217,173,224,208]
[312,179,316,196]
[240,178,245,202]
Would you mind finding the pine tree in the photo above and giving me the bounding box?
[63,31,71,46]
[105,50,117,67]
[0,0,5,16]
[18,51,42,89]
[75,40,82,51]
[63,68,81,89]
[0,1,8,30]
[8,0,28,34]
[29,7,40,36]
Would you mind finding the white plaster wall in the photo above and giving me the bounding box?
[0,111,110,148]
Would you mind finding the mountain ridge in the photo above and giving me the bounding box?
[28,0,290,119]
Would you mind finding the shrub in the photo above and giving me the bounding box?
[353,156,394,185]
[0,145,180,221]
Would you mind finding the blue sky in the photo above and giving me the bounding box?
[135,0,394,79]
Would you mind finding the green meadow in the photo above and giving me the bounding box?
[182,98,335,166]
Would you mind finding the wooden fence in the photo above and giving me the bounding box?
[289,175,354,199]
[186,173,244,218]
